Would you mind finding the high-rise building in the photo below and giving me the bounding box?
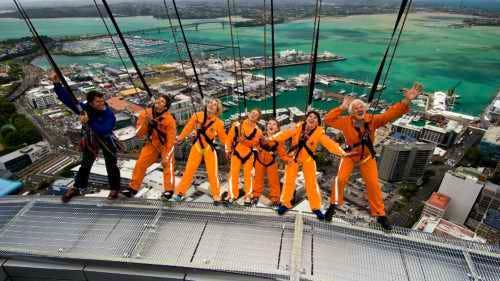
[465,181,500,244]
[378,143,434,183]
[479,126,500,162]
[438,170,484,225]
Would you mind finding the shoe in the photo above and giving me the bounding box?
[251,197,259,205]
[377,216,393,231]
[213,200,221,206]
[313,209,325,221]
[277,205,289,215]
[107,190,119,200]
[62,187,81,203]
[173,194,184,202]
[161,191,173,200]
[244,197,252,206]
[223,197,234,207]
[324,204,337,222]
[121,187,137,198]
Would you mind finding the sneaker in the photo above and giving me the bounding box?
[173,194,184,202]
[244,197,252,206]
[277,205,289,215]
[161,191,173,200]
[62,187,81,203]
[313,209,325,221]
[324,204,337,222]
[223,197,234,207]
[107,190,119,200]
[376,216,393,231]
[121,187,137,198]
[251,197,259,205]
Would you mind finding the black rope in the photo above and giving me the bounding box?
[171,0,204,99]
[270,0,277,117]
[226,0,241,112]
[100,0,153,98]
[92,0,138,94]
[232,0,247,112]
[374,0,413,108]
[305,0,322,112]
[162,0,198,116]
[12,0,79,109]
[368,0,410,103]
[263,0,268,112]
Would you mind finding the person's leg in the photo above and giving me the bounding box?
[359,158,385,217]
[253,161,266,199]
[279,162,298,209]
[303,160,321,212]
[161,147,175,193]
[63,145,96,202]
[227,155,242,200]
[175,146,203,196]
[129,144,159,191]
[242,155,255,201]
[329,157,354,206]
[102,141,121,190]
[267,163,281,204]
[204,148,221,201]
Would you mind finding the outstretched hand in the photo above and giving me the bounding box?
[340,96,354,110]
[49,71,60,83]
[404,82,423,101]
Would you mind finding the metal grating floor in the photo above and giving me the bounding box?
[0,196,498,281]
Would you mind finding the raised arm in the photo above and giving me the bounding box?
[324,96,352,130]
[372,82,422,128]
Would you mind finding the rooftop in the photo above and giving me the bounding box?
[0,196,498,281]
[482,126,500,145]
[426,192,451,211]
[107,96,145,113]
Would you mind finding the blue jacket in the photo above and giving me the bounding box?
[54,83,116,136]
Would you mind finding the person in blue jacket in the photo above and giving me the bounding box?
[50,73,121,202]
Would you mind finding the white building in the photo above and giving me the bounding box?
[0,141,51,172]
[437,170,484,225]
[26,86,58,109]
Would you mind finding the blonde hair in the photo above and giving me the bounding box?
[205,98,223,116]
[348,99,368,115]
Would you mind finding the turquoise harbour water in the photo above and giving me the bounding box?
[2,13,500,116]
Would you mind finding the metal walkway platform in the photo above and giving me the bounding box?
[0,196,498,281]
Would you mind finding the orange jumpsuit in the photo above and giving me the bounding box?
[273,122,345,211]
[130,108,176,192]
[225,119,262,200]
[175,111,227,200]
[253,138,292,203]
[324,101,409,216]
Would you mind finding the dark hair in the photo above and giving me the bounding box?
[267,119,280,129]
[158,94,171,111]
[86,91,104,104]
[306,111,321,123]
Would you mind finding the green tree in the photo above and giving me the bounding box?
[7,63,23,80]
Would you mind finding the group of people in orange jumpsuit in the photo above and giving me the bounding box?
[66,79,422,229]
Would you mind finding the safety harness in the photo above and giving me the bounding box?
[147,108,168,145]
[231,123,257,164]
[255,140,279,167]
[288,123,317,161]
[192,107,216,151]
[345,121,376,160]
